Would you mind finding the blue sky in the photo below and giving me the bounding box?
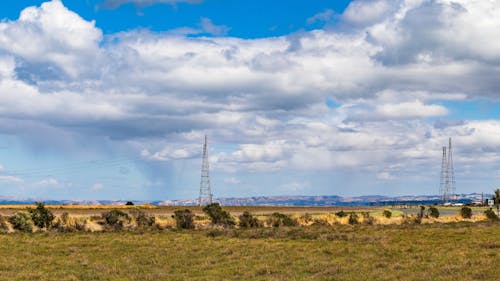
[0,0,499,201]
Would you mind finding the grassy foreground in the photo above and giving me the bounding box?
[0,222,498,281]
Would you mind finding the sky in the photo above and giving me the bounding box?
[0,0,499,201]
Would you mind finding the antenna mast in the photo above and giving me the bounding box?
[198,135,212,206]
[447,137,456,200]
[439,146,448,203]
[439,137,456,203]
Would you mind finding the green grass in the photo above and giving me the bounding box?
[0,222,498,280]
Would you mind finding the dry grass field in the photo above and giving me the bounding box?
[0,222,498,280]
[0,205,498,280]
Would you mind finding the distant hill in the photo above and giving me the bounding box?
[158,193,488,206]
[0,193,490,206]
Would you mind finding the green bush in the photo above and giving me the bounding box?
[9,212,34,232]
[383,210,392,219]
[335,210,347,218]
[428,207,440,218]
[28,202,55,229]
[460,207,472,219]
[173,209,195,229]
[0,215,9,233]
[238,211,262,228]
[484,209,498,221]
[202,203,235,227]
[348,213,358,225]
[101,209,130,230]
[134,210,156,229]
[266,212,298,227]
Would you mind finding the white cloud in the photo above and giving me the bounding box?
[377,172,394,180]
[101,0,202,9]
[0,0,102,78]
[224,177,241,184]
[307,9,335,25]
[34,178,59,187]
[92,183,104,190]
[343,0,395,26]
[0,0,498,196]
[0,175,24,183]
[199,17,230,36]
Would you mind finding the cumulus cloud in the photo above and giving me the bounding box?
[0,0,499,196]
[0,0,102,78]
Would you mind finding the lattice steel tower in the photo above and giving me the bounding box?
[198,135,212,206]
[439,137,456,203]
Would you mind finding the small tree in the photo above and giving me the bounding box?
[9,212,34,232]
[173,209,195,229]
[493,189,500,216]
[348,212,359,225]
[484,209,498,221]
[460,206,472,219]
[202,203,235,227]
[125,201,134,206]
[428,207,440,218]
[29,202,55,229]
[238,211,262,228]
[382,210,392,219]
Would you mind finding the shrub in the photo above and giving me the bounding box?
[202,203,235,227]
[361,212,375,225]
[348,213,358,225]
[134,210,156,229]
[125,201,134,206]
[266,212,298,227]
[101,209,130,230]
[419,206,426,218]
[28,202,55,229]
[173,209,195,229]
[238,211,262,228]
[61,212,70,225]
[428,207,440,218]
[9,212,34,232]
[335,210,347,218]
[0,215,9,233]
[460,207,472,219]
[484,209,498,221]
[382,210,392,219]
[301,213,313,224]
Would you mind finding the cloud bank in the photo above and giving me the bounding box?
[0,0,499,197]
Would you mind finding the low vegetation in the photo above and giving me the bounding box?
[0,222,497,280]
[172,209,195,229]
[202,203,235,227]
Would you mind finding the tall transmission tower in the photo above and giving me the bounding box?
[439,146,448,202]
[439,137,456,203]
[198,135,212,206]
[447,137,456,200]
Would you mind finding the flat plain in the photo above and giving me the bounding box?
[0,205,498,280]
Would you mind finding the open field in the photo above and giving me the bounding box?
[0,222,498,280]
[0,204,490,217]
